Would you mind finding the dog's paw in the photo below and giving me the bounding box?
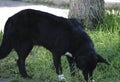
[91,79,95,82]
[58,74,66,82]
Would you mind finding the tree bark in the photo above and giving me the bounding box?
[69,0,104,29]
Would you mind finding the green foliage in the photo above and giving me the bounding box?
[60,3,69,9]
[0,10,120,82]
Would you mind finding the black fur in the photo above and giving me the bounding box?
[0,9,109,82]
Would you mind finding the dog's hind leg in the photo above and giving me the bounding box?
[14,42,33,78]
[83,70,89,82]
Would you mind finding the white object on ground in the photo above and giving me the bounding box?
[58,74,66,82]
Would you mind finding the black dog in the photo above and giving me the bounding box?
[0,9,109,82]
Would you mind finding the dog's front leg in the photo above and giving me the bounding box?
[53,55,66,82]
[89,71,95,82]
[82,70,89,82]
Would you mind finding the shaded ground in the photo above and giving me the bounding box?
[0,78,11,82]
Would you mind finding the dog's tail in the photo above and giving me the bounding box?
[0,36,12,59]
[0,18,13,59]
[97,55,110,65]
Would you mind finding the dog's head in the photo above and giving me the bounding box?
[75,53,110,71]
[75,52,110,81]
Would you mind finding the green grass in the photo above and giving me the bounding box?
[0,10,120,82]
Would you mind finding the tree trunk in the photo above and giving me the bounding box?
[69,0,104,29]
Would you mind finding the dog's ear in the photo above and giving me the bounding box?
[96,54,110,65]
